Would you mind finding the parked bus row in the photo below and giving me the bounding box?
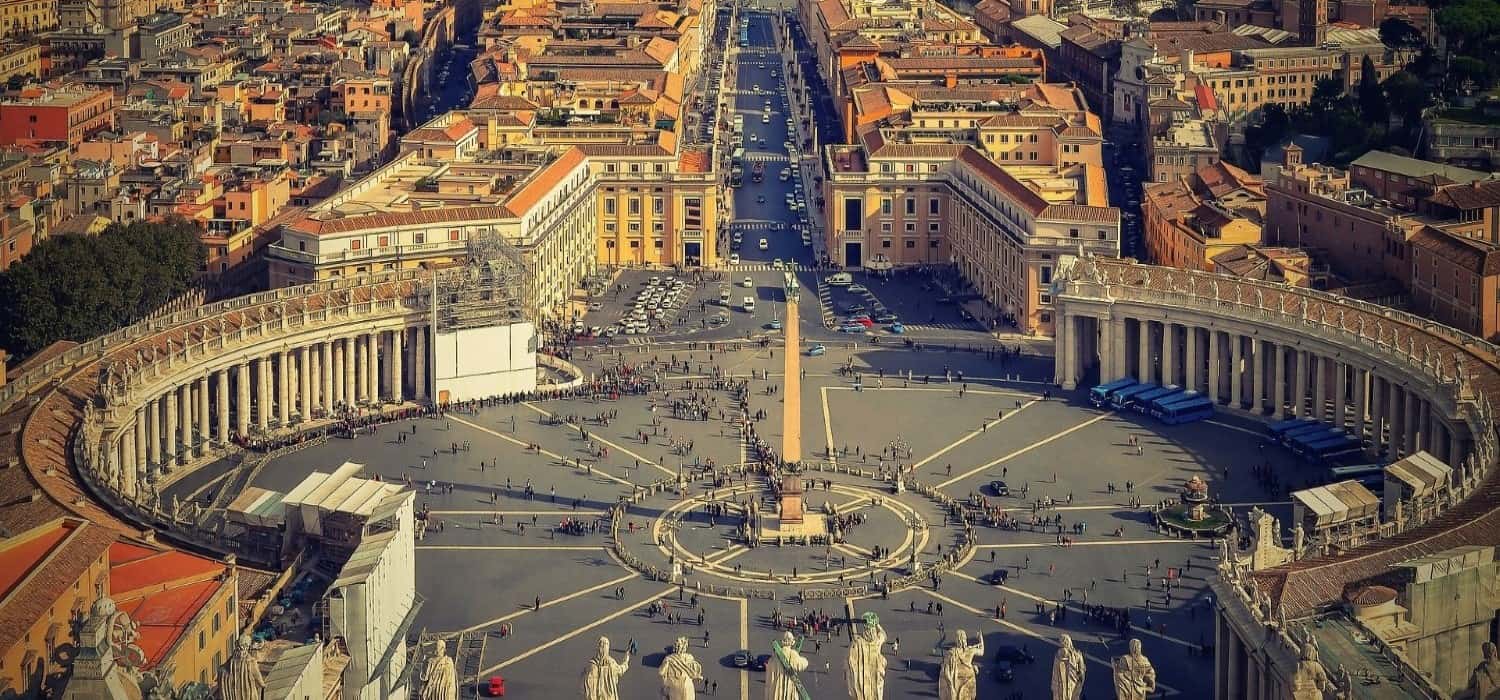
[1088,378,1214,425]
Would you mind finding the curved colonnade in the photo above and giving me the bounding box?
[1052,256,1498,497]
[1,268,443,536]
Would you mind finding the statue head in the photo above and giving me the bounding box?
[673,636,690,654]
[1485,641,1499,663]
[954,630,968,648]
[1128,639,1143,656]
[780,631,795,647]
[432,638,446,657]
[596,637,611,660]
[1300,637,1319,663]
[1059,633,1074,651]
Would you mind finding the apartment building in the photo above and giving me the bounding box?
[823,82,1117,334]
[1143,161,1266,272]
[0,0,58,39]
[1408,223,1500,342]
[0,86,114,147]
[0,41,39,81]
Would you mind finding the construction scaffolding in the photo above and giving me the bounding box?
[433,232,529,332]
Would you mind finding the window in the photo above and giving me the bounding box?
[199,630,206,650]
[905,198,915,215]
[414,232,424,244]
[881,240,892,248]
[350,239,362,251]
[1040,266,1052,284]
[880,198,892,216]
[905,240,915,248]
[377,235,389,247]
[929,222,940,233]
[1068,228,1079,238]
[652,197,664,215]
[449,230,460,241]
[930,240,939,248]
[628,198,641,216]
[929,198,939,215]
[843,198,862,231]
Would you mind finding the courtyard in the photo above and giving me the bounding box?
[169,338,1315,699]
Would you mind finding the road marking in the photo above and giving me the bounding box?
[426,509,606,516]
[820,386,837,466]
[912,399,1040,471]
[1037,501,1291,513]
[923,590,1180,696]
[520,402,677,478]
[416,545,605,551]
[443,571,639,636]
[740,597,750,700]
[480,586,674,675]
[935,412,1115,489]
[446,414,634,487]
[1204,420,1266,437]
[973,540,1204,549]
[946,570,1199,650]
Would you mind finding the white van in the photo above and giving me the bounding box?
[742,297,756,312]
[720,289,731,305]
[826,273,853,286]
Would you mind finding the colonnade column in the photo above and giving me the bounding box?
[275,350,290,427]
[1352,368,1367,443]
[1229,334,1243,407]
[1332,361,1347,430]
[146,398,161,468]
[344,336,358,406]
[1449,430,1466,469]
[1055,312,1072,389]
[1207,330,1222,403]
[1312,355,1327,423]
[1161,323,1176,386]
[1388,382,1404,457]
[1111,318,1126,381]
[364,333,378,403]
[164,387,179,467]
[195,377,209,456]
[1370,375,1385,455]
[132,410,146,493]
[236,363,251,437]
[179,383,193,465]
[215,370,229,446]
[256,357,271,431]
[1135,320,1149,383]
[1293,350,1309,418]
[1403,391,1419,457]
[391,330,405,404]
[1184,326,1199,392]
[320,341,334,412]
[1273,344,1287,419]
[295,347,309,421]
[119,426,137,498]
[1248,343,1260,413]
[414,326,428,401]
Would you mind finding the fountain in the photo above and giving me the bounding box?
[1156,476,1232,537]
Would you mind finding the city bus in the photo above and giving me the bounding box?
[1279,421,1336,446]
[1289,429,1352,457]
[1160,396,1215,425]
[733,115,744,135]
[752,161,765,183]
[1267,418,1319,440]
[1090,378,1136,408]
[1301,433,1361,460]
[1149,390,1202,419]
[1130,385,1182,414]
[729,164,743,188]
[1110,382,1159,410]
[1327,463,1384,483]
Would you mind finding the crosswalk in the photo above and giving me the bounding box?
[741,152,790,163]
[724,263,815,272]
[732,221,785,231]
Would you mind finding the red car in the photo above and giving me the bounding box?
[488,676,505,696]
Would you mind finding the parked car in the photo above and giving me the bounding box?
[889,322,905,334]
[807,344,826,356]
[989,480,1009,496]
[733,650,753,668]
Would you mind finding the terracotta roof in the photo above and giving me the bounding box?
[884,57,1042,72]
[0,521,116,658]
[958,148,1049,216]
[1427,179,1500,211]
[289,205,515,236]
[503,147,587,216]
[1147,31,1267,53]
[1409,226,1500,276]
[677,148,710,173]
[114,579,227,668]
[1040,204,1120,223]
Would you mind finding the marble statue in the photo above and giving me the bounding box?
[1467,641,1500,700]
[765,631,809,700]
[1111,639,1156,700]
[419,639,457,700]
[1289,630,1335,699]
[938,629,983,700]
[846,612,886,700]
[1051,634,1085,700]
[219,634,264,700]
[660,636,703,700]
[581,636,630,700]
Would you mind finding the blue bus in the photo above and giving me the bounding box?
[1131,386,1183,414]
[1149,390,1201,419]
[1293,432,1355,458]
[1267,418,1318,439]
[1327,463,1383,482]
[1110,382,1158,409]
[1280,421,1336,446]
[1305,435,1362,462]
[1090,378,1137,407]
[1160,396,1215,425]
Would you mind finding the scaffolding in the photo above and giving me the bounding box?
[433,232,529,332]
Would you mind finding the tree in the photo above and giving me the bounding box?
[1436,0,1500,56]
[1382,70,1431,126]
[1309,76,1347,114]
[1357,56,1388,126]
[1378,17,1426,52]
[401,29,421,47]
[1448,55,1495,92]
[0,217,204,358]
[1242,104,1292,165]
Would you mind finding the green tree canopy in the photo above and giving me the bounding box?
[1358,55,1389,126]
[0,217,205,359]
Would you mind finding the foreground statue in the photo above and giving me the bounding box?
[419,638,458,700]
[938,630,984,700]
[1051,634,1085,700]
[1112,639,1156,700]
[1468,641,1500,700]
[845,612,886,700]
[765,631,809,700]
[582,636,631,700]
[661,636,704,700]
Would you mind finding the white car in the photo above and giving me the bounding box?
[729,253,741,265]
[758,238,769,250]
[742,296,756,312]
[743,276,754,288]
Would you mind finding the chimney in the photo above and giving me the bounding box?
[1284,142,1304,168]
[1180,49,1195,71]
